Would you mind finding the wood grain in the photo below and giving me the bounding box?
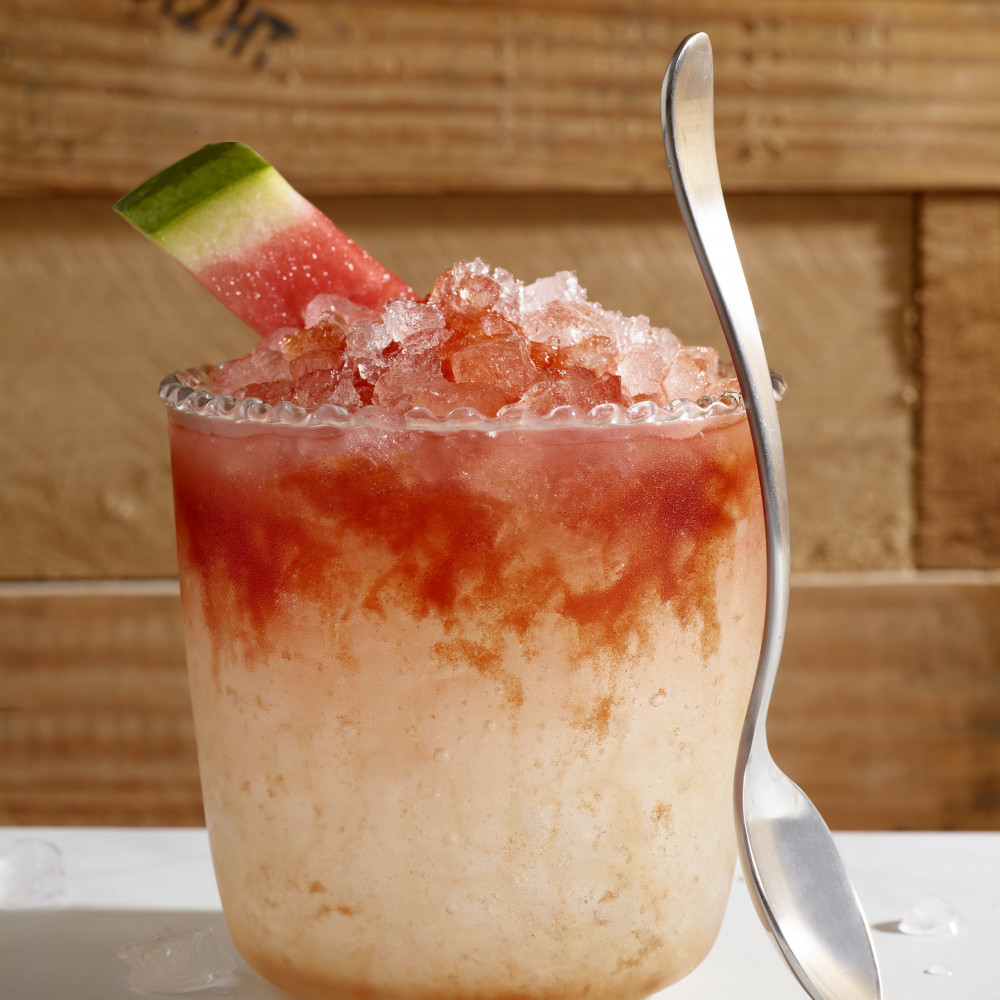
[0,193,915,579]
[772,573,1000,830]
[3,575,998,829]
[3,1,999,196]
[917,195,1000,570]
[0,585,203,827]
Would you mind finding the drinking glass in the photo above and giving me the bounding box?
[162,372,765,1000]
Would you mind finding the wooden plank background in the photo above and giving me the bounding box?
[3,1,1000,194]
[1,1,998,830]
[4,576,998,830]
[918,195,1000,569]
[0,192,916,578]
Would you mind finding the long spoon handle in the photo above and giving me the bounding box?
[662,37,882,1000]
[660,32,790,736]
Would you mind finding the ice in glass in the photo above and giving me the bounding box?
[162,260,766,1000]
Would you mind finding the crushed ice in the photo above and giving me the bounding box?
[898,894,962,937]
[118,924,238,994]
[195,260,746,421]
[0,838,66,907]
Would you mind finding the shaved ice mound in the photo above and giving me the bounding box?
[164,260,756,426]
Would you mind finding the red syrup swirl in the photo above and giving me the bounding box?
[169,414,762,680]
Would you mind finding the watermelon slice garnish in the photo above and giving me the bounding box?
[114,142,413,336]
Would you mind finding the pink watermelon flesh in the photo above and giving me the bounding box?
[115,142,414,337]
[194,204,413,335]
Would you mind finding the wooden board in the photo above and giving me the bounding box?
[3,1,1000,196]
[3,575,998,830]
[917,195,1000,570]
[0,585,203,827]
[771,573,1000,830]
[0,193,915,580]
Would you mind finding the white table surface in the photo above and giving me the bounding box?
[1,827,997,999]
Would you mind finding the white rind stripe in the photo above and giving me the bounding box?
[155,168,312,272]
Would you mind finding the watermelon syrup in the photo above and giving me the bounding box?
[160,266,768,1000]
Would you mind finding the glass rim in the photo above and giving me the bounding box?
[160,366,786,432]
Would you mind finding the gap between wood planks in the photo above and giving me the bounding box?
[3,570,1000,599]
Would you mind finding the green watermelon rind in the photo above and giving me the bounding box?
[114,142,313,274]
[113,142,270,237]
[114,140,414,330]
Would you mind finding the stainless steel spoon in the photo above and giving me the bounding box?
[660,32,882,1000]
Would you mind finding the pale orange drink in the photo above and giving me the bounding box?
[161,258,766,1000]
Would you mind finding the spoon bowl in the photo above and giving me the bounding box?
[660,32,882,1000]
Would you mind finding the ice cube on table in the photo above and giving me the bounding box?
[0,838,66,907]
[118,924,238,994]
[898,894,963,937]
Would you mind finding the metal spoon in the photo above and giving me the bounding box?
[660,33,881,1000]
